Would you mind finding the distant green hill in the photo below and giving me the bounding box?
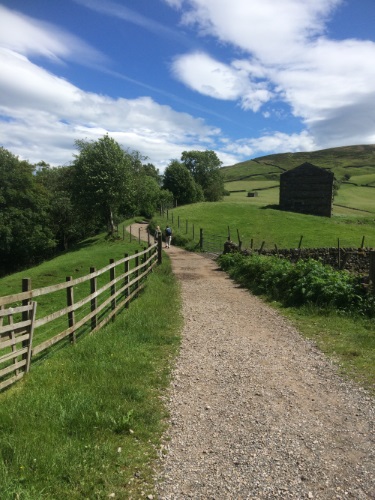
[221,144,375,185]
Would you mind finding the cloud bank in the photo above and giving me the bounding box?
[1,1,375,170]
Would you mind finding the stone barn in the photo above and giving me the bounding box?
[279,162,334,217]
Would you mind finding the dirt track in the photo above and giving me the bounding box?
[135,224,375,499]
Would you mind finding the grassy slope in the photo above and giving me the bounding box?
[222,144,375,216]
[0,223,182,499]
[164,202,375,249]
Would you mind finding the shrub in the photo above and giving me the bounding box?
[217,253,374,317]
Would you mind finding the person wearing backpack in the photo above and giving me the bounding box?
[165,225,172,248]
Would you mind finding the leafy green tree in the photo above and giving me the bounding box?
[181,150,224,201]
[35,165,84,250]
[0,148,55,275]
[163,160,203,205]
[72,135,135,235]
[143,163,162,185]
[135,176,162,218]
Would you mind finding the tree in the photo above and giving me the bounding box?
[134,176,165,218]
[181,150,224,201]
[35,165,84,250]
[72,135,135,235]
[163,160,203,205]
[143,162,162,185]
[0,148,55,275]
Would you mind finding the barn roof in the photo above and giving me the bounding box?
[281,162,333,178]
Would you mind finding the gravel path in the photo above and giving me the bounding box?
[137,226,374,499]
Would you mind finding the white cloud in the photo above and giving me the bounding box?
[0,47,220,169]
[166,0,375,149]
[0,5,105,65]
[172,51,272,111]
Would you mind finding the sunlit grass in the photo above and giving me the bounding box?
[158,202,375,249]
[0,254,181,499]
[282,307,375,392]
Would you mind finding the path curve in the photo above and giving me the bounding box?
[135,224,375,499]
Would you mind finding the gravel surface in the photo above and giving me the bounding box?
[133,226,374,499]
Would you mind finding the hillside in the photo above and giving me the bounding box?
[221,144,375,185]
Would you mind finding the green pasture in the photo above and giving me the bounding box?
[225,186,279,206]
[221,160,283,181]
[225,179,279,192]
[224,168,375,217]
[161,201,375,250]
[333,184,375,214]
[348,173,375,186]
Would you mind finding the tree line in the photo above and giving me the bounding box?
[0,135,224,276]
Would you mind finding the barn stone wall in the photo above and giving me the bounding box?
[279,162,334,217]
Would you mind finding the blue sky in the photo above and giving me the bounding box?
[1,0,375,171]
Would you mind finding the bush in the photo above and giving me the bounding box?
[217,253,374,317]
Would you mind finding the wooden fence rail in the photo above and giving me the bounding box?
[0,240,161,391]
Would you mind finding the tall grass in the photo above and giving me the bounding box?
[0,231,182,499]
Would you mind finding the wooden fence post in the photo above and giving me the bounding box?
[124,254,129,308]
[90,267,97,331]
[135,251,140,298]
[110,259,116,320]
[200,228,203,251]
[237,229,242,250]
[192,224,195,240]
[370,251,375,293]
[158,234,162,264]
[66,276,75,343]
[22,278,31,363]
[25,302,37,373]
[129,225,132,242]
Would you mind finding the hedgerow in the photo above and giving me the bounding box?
[217,253,375,317]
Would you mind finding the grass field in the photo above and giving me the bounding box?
[0,223,181,499]
[161,201,375,250]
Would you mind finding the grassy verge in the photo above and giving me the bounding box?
[282,307,375,391]
[217,252,375,393]
[0,241,182,498]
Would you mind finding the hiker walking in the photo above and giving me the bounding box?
[165,225,172,248]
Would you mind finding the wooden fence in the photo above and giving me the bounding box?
[0,239,161,391]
